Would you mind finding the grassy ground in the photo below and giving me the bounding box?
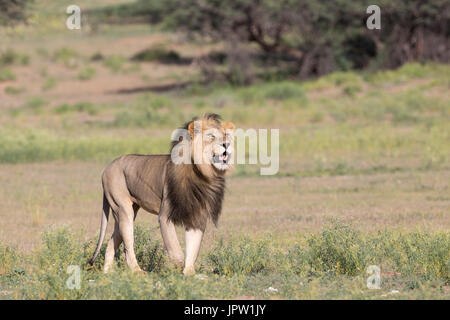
[0,223,448,299]
[0,0,449,299]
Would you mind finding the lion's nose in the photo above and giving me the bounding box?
[223,142,230,149]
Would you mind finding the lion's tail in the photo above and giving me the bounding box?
[89,193,110,265]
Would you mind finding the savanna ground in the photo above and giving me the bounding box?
[0,0,449,299]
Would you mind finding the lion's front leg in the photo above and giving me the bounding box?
[159,201,184,268]
[183,228,204,276]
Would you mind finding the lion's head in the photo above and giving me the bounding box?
[172,113,235,176]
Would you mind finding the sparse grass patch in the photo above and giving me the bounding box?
[366,63,450,85]
[302,71,364,92]
[236,81,306,103]
[77,66,96,81]
[111,93,180,127]
[310,111,324,123]
[0,49,29,66]
[103,55,126,73]
[53,47,79,68]
[0,68,16,81]
[42,77,57,91]
[0,128,168,164]
[53,102,97,115]
[4,86,25,95]
[10,97,48,116]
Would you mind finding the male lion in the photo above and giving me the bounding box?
[89,113,235,275]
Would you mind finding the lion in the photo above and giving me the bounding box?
[89,113,235,275]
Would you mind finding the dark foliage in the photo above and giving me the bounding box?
[157,0,450,80]
[0,0,32,25]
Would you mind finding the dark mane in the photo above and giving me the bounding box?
[166,113,225,230]
[166,162,225,230]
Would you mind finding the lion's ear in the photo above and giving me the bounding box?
[222,121,235,132]
[188,121,195,139]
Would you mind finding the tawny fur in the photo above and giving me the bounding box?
[89,113,234,275]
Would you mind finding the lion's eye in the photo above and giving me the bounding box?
[207,133,215,141]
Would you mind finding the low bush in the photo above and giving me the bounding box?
[207,237,272,276]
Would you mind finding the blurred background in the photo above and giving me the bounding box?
[0,0,449,251]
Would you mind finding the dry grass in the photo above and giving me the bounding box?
[1,162,448,253]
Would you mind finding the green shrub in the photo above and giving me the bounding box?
[133,226,167,273]
[310,111,324,123]
[132,47,181,64]
[103,55,126,73]
[4,86,24,95]
[305,222,377,276]
[342,84,362,96]
[53,102,97,115]
[38,227,85,270]
[42,77,57,91]
[0,49,29,66]
[383,231,450,281]
[26,97,47,108]
[207,237,272,276]
[0,68,16,81]
[288,222,450,281]
[0,243,19,275]
[11,97,48,116]
[53,47,79,68]
[90,52,104,61]
[0,0,31,26]
[78,66,96,80]
[18,227,89,300]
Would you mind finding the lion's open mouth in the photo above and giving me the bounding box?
[213,153,228,164]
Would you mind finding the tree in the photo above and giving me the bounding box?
[0,0,32,26]
[160,0,449,80]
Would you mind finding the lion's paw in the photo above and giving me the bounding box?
[183,266,196,276]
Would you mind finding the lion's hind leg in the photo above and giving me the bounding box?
[117,204,143,273]
[103,219,122,273]
[102,163,143,273]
